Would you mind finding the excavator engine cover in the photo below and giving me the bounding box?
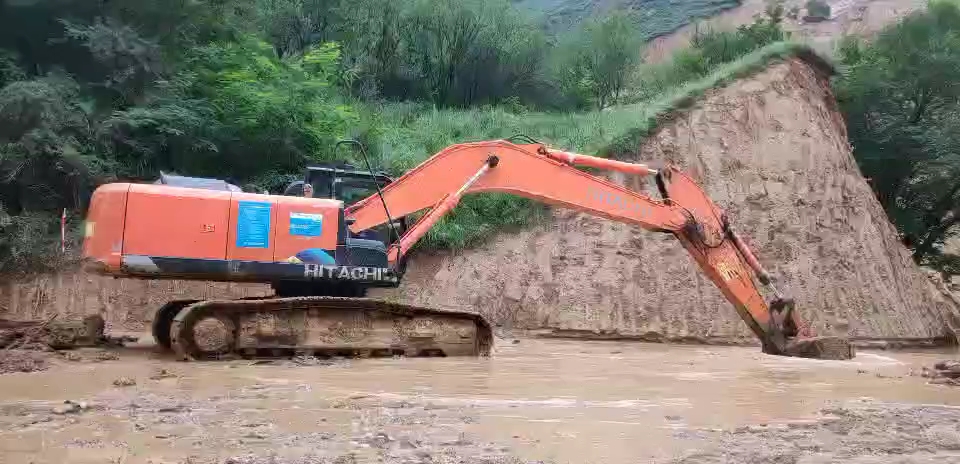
[82,170,493,360]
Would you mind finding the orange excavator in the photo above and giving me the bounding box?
[81,138,853,361]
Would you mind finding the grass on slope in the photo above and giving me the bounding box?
[373,41,830,251]
[367,102,661,250]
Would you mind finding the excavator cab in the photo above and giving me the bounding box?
[268,162,410,297]
[284,163,408,245]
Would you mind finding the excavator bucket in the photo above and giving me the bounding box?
[655,165,854,360]
[783,336,856,360]
[764,296,855,360]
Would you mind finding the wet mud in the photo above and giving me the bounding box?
[1,339,960,464]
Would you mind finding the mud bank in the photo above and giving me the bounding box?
[0,273,270,332]
[670,401,960,463]
[2,339,960,464]
[371,55,958,344]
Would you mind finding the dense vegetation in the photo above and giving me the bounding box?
[0,0,791,277]
[833,0,960,271]
[10,0,960,278]
[15,0,960,278]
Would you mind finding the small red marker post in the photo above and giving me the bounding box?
[61,208,66,253]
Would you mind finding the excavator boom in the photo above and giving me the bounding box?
[346,140,851,359]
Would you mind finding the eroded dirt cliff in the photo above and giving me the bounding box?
[372,56,957,344]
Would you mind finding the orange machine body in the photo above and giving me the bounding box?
[81,139,815,356]
[82,183,399,286]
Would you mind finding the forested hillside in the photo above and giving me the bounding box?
[833,0,960,272]
[0,0,791,277]
[2,0,959,279]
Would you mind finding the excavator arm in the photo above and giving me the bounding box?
[345,140,851,359]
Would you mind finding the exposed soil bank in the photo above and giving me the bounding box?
[0,273,270,333]
[369,56,958,344]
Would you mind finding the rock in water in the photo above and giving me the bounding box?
[925,360,960,385]
[46,316,105,349]
[938,366,960,379]
[113,377,136,387]
[934,360,960,371]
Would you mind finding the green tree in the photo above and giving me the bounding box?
[0,51,26,88]
[256,0,341,59]
[335,0,551,107]
[556,9,645,109]
[103,37,358,181]
[0,0,365,275]
[835,0,960,263]
[0,73,101,274]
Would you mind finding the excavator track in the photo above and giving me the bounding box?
[166,296,493,361]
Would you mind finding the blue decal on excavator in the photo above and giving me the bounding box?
[286,248,336,265]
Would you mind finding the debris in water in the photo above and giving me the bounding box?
[923,360,960,386]
[0,316,107,350]
[149,368,177,380]
[0,350,49,374]
[95,350,120,361]
[60,351,82,362]
[291,354,333,366]
[52,400,89,415]
[113,376,137,387]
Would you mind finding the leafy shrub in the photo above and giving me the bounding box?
[834,0,960,264]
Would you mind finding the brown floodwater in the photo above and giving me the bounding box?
[1,338,959,464]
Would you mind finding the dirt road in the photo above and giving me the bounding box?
[2,338,960,463]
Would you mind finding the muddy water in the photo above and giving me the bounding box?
[1,339,960,464]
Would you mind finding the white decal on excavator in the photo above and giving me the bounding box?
[303,264,398,282]
[589,187,652,219]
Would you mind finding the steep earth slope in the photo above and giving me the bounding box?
[371,55,956,344]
